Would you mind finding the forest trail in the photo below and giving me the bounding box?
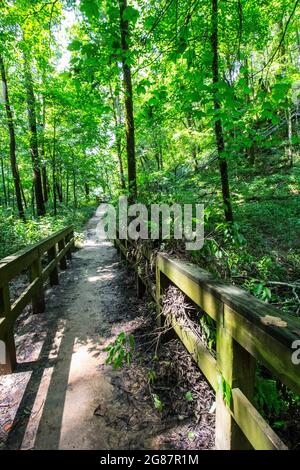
[0,207,161,450]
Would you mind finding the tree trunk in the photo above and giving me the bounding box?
[23,52,45,216]
[52,116,57,216]
[42,164,49,203]
[119,0,137,201]
[56,181,63,203]
[31,183,35,216]
[41,95,49,202]
[0,154,8,207]
[84,182,90,200]
[287,108,293,167]
[72,154,77,209]
[109,83,126,189]
[66,171,69,206]
[159,145,163,170]
[211,0,234,224]
[0,55,25,219]
[20,182,28,209]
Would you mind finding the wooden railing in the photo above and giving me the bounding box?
[114,236,300,450]
[0,225,74,375]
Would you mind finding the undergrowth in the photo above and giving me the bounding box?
[0,203,96,259]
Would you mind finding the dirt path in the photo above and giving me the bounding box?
[0,208,148,449]
[0,207,215,450]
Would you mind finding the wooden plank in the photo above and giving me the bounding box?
[0,226,74,281]
[157,255,223,321]
[0,283,16,374]
[57,240,73,264]
[0,329,16,375]
[0,317,6,336]
[157,255,299,348]
[47,246,59,285]
[0,249,39,282]
[224,305,300,396]
[231,388,287,450]
[36,226,73,254]
[10,278,40,321]
[215,321,255,449]
[58,238,67,270]
[29,258,45,314]
[157,255,300,395]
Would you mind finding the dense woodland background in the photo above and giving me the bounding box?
[0,0,300,439]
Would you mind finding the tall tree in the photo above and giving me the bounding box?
[109,83,126,190]
[23,51,46,216]
[211,0,234,224]
[119,0,137,201]
[0,55,25,220]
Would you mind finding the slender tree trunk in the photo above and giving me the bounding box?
[159,146,163,170]
[42,165,48,202]
[23,52,45,216]
[119,0,137,201]
[109,83,126,189]
[72,154,77,209]
[20,182,28,209]
[56,181,63,203]
[6,166,11,206]
[66,171,69,206]
[211,0,233,224]
[287,108,293,167]
[52,116,57,216]
[0,154,8,207]
[0,55,25,219]
[31,183,35,216]
[41,95,48,202]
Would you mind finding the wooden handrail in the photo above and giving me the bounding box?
[0,225,74,375]
[115,236,300,450]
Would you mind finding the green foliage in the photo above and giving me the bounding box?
[147,369,157,384]
[104,332,135,370]
[254,372,286,420]
[219,375,232,408]
[185,391,193,402]
[199,314,216,352]
[0,204,96,259]
[152,393,164,412]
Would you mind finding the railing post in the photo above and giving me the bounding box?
[215,312,256,449]
[0,283,16,374]
[65,231,72,260]
[58,238,67,270]
[48,245,59,285]
[29,256,45,314]
[70,229,75,252]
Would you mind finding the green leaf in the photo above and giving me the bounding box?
[68,40,82,51]
[185,391,193,402]
[80,0,99,19]
[123,6,139,23]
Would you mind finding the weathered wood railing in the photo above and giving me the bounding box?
[0,225,74,375]
[114,236,300,450]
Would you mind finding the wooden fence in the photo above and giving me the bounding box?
[114,236,300,450]
[0,225,74,375]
